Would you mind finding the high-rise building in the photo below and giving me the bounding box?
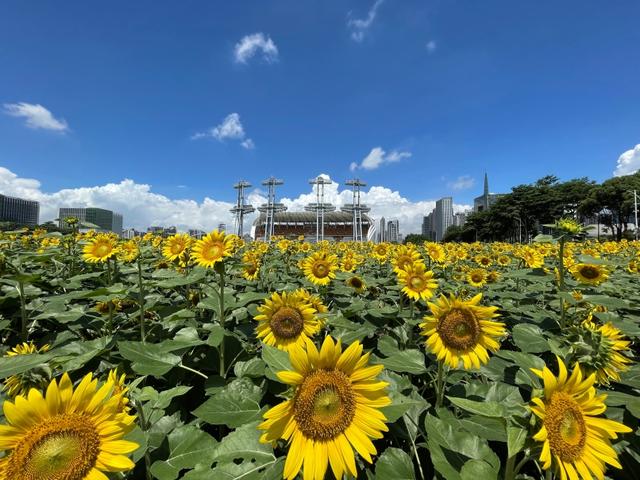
[454,211,469,227]
[422,212,436,240]
[188,229,206,239]
[218,223,226,232]
[378,217,386,243]
[434,197,454,241]
[122,228,142,239]
[387,219,400,243]
[473,173,504,212]
[0,194,39,226]
[147,226,176,237]
[58,208,122,235]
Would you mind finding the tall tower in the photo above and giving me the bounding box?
[230,180,255,237]
[342,178,370,242]
[305,176,335,242]
[257,177,286,241]
[483,173,489,211]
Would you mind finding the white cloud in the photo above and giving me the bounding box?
[613,144,640,177]
[3,102,69,132]
[426,40,437,53]
[0,167,471,235]
[447,175,475,191]
[234,33,279,64]
[350,147,411,171]
[192,113,255,148]
[347,0,384,42]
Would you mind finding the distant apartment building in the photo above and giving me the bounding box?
[387,219,400,243]
[454,211,469,227]
[0,194,39,226]
[122,228,143,239]
[434,197,454,242]
[188,229,206,239]
[377,217,386,243]
[147,226,177,237]
[474,174,504,213]
[217,223,226,233]
[422,212,436,241]
[58,207,122,235]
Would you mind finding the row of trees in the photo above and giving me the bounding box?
[441,172,640,243]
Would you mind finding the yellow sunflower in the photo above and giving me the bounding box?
[294,288,329,314]
[371,243,390,262]
[0,372,138,480]
[190,230,233,268]
[474,254,493,267]
[255,292,321,351]
[82,234,117,263]
[570,263,609,286]
[396,262,438,302]
[242,253,261,281]
[530,357,632,479]
[466,268,487,288]
[162,233,191,261]
[580,321,633,385]
[519,247,545,268]
[497,254,511,267]
[424,242,446,263]
[302,251,338,286]
[346,275,366,294]
[392,246,422,274]
[258,336,391,480]
[2,343,51,398]
[116,240,139,263]
[420,293,505,369]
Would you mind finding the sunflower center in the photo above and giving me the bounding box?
[437,308,481,351]
[94,243,111,257]
[270,307,304,339]
[349,277,363,289]
[544,392,587,462]
[579,266,599,280]
[6,414,100,480]
[294,369,355,440]
[397,256,412,269]
[170,243,184,254]
[312,261,329,278]
[471,273,484,283]
[409,275,425,290]
[203,243,223,260]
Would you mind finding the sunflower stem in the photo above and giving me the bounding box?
[217,267,226,378]
[545,468,553,480]
[137,258,146,343]
[178,362,209,379]
[558,236,567,329]
[18,280,28,341]
[504,453,517,480]
[436,361,446,408]
[410,298,415,321]
[135,400,154,480]
[404,417,426,480]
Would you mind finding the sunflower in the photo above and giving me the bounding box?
[190,230,233,268]
[579,321,633,385]
[346,275,366,294]
[497,254,511,267]
[392,246,422,273]
[242,253,261,281]
[530,357,632,479]
[420,293,505,369]
[258,336,391,480]
[396,262,438,302]
[2,343,51,398]
[255,292,321,351]
[371,243,390,262]
[424,242,446,263]
[162,233,191,261]
[466,268,487,288]
[295,288,329,314]
[116,240,139,263]
[82,234,117,263]
[570,263,609,286]
[0,372,138,480]
[474,254,493,267]
[554,217,583,236]
[519,247,545,268]
[302,251,338,286]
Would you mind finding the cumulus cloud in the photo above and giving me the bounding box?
[350,147,411,171]
[347,0,384,42]
[3,102,69,132]
[447,175,475,191]
[192,113,255,149]
[234,33,279,64]
[613,144,640,177]
[0,167,470,235]
[426,41,437,53]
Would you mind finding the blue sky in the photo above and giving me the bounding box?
[1,0,639,231]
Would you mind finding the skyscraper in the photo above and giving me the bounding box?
[0,194,39,226]
[58,208,123,235]
[422,211,436,240]
[387,219,400,243]
[434,197,454,241]
[378,217,386,243]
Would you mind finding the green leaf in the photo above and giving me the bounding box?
[138,385,192,411]
[447,397,506,418]
[512,324,549,353]
[155,267,207,288]
[193,378,265,427]
[507,425,528,458]
[372,337,427,374]
[118,341,182,376]
[149,425,217,480]
[55,337,113,371]
[375,448,415,479]
[261,344,291,381]
[460,460,498,480]
[0,352,57,378]
[234,358,266,378]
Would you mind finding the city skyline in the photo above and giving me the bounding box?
[1,2,639,212]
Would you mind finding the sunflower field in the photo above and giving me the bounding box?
[0,222,638,480]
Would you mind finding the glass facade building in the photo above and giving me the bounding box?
[0,194,39,226]
[58,208,123,235]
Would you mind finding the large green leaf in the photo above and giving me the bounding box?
[118,341,182,376]
[149,425,217,480]
[375,448,415,479]
[193,377,265,427]
[372,337,427,374]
